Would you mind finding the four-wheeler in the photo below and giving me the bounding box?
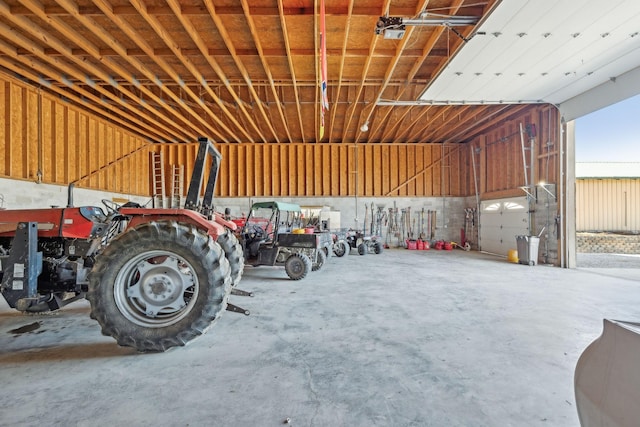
[0,137,247,352]
[240,201,327,280]
[345,229,384,255]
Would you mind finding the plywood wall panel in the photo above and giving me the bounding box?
[2,74,558,202]
[0,75,150,195]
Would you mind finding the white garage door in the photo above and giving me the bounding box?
[480,197,530,256]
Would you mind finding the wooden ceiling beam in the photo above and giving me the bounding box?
[241,0,292,143]
[203,0,279,143]
[367,0,469,140]
[327,0,354,143]
[393,105,433,143]
[9,4,411,16]
[21,0,218,142]
[446,105,531,142]
[422,105,473,141]
[0,0,190,142]
[0,46,173,142]
[356,0,430,142]
[341,0,391,143]
[277,0,305,143]
[125,0,256,143]
[436,106,486,142]
[57,0,233,143]
[380,105,414,142]
[165,0,264,141]
[43,47,428,58]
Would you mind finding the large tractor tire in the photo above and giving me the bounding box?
[87,221,231,352]
[284,253,312,280]
[333,240,348,257]
[312,249,327,272]
[217,229,244,287]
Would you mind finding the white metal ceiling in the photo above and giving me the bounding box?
[420,0,640,118]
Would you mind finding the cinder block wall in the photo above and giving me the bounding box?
[577,232,640,253]
[0,178,473,247]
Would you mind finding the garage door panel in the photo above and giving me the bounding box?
[480,197,529,256]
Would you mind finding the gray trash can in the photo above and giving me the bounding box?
[516,235,540,266]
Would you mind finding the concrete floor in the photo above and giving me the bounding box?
[1,249,639,426]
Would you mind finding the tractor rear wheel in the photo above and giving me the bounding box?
[87,220,231,352]
[312,249,327,271]
[285,253,311,280]
[217,229,244,286]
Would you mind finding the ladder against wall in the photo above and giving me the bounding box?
[170,164,184,208]
[151,151,166,208]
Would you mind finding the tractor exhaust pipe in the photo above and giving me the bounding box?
[67,183,74,207]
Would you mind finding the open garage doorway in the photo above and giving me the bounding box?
[574,94,640,268]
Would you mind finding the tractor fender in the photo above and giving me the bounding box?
[119,208,226,239]
[212,211,238,231]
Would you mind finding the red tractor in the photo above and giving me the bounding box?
[0,137,247,352]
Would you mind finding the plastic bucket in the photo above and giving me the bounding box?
[507,249,518,263]
[406,240,417,250]
[305,227,315,234]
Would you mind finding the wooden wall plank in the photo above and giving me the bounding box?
[398,146,406,196]
[297,145,305,195]
[390,145,398,195]
[415,145,423,195]
[322,145,330,196]
[364,145,373,196]
[373,145,381,195]
[339,145,348,196]
[331,144,340,196]
[305,145,314,195]
[407,145,415,195]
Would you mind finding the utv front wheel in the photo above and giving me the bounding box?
[285,253,312,280]
[312,249,327,271]
[87,221,231,352]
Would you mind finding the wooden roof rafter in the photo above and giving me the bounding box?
[340,0,391,143]
[354,0,431,143]
[126,0,258,143]
[203,0,279,143]
[240,0,292,143]
[54,0,231,142]
[0,2,189,141]
[277,0,305,143]
[380,106,414,142]
[392,105,434,143]
[366,0,468,140]
[13,0,217,142]
[0,52,175,142]
[327,0,354,143]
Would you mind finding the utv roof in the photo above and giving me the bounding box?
[250,201,301,212]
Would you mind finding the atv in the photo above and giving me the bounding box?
[240,201,327,280]
[345,229,384,255]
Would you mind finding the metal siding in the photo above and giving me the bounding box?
[577,179,640,232]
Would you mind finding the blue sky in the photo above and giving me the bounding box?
[575,94,640,162]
